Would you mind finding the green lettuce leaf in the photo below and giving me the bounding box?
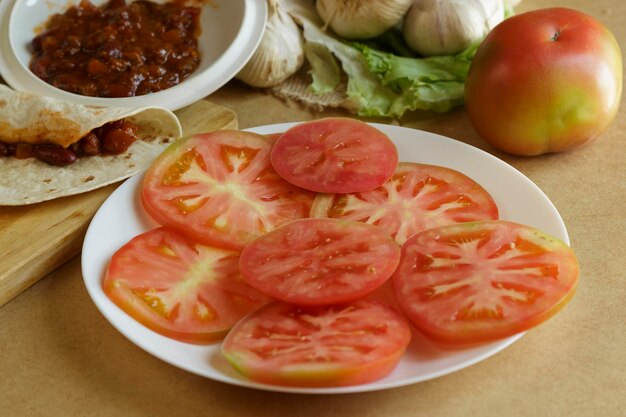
[304,41,341,94]
[350,41,479,116]
[296,9,479,118]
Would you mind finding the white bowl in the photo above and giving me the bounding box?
[0,0,266,110]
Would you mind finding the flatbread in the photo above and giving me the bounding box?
[0,85,182,205]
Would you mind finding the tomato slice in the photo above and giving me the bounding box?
[265,132,282,141]
[311,162,499,244]
[221,300,412,387]
[103,227,271,344]
[392,221,579,344]
[141,130,316,250]
[270,118,398,193]
[239,218,401,306]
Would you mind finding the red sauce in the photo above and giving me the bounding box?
[29,0,201,98]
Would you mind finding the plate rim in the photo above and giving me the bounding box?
[81,122,569,394]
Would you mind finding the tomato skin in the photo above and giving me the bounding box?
[270,118,398,193]
[103,227,271,344]
[311,162,499,245]
[465,8,622,156]
[141,130,315,250]
[239,218,401,306]
[221,300,412,387]
[392,221,579,344]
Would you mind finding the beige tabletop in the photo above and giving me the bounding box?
[1,0,625,415]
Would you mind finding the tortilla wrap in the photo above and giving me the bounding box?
[0,85,182,205]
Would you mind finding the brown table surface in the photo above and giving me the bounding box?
[1,0,625,415]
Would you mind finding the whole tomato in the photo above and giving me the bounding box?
[464,8,622,156]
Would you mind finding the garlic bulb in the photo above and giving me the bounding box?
[316,0,412,40]
[403,0,505,56]
[236,0,304,88]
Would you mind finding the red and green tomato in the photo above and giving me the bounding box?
[239,218,401,306]
[141,130,315,250]
[221,300,412,387]
[392,221,579,344]
[465,8,622,156]
[103,227,271,344]
[270,117,398,193]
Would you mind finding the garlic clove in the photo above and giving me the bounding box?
[236,0,305,88]
[316,0,412,40]
[403,0,505,57]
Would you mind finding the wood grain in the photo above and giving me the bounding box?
[0,100,237,306]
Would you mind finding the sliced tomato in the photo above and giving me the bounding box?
[221,300,412,387]
[392,221,579,344]
[103,227,271,344]
[265,132,282,141]
[270,118,398,193]
[311,162,499,245]
[141,130,315,250]
[239,218,401,306]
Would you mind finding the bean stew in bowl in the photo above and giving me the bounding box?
[29,0,202,98]
[3,0,266,110]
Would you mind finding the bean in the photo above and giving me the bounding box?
[80,132,102,155]
[33,146,77,166]
[102,126,137,154]
[87,58,109,77]
[15,143,35,159]
[0,143,16,156]
[62,36,82,55]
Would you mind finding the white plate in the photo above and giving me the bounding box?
[82,123,568,394]
[0,0,266,111]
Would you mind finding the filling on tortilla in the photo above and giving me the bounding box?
[0,119,138,166]
[0,83,184,205]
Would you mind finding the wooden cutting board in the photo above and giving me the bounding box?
[0,100,237,307]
